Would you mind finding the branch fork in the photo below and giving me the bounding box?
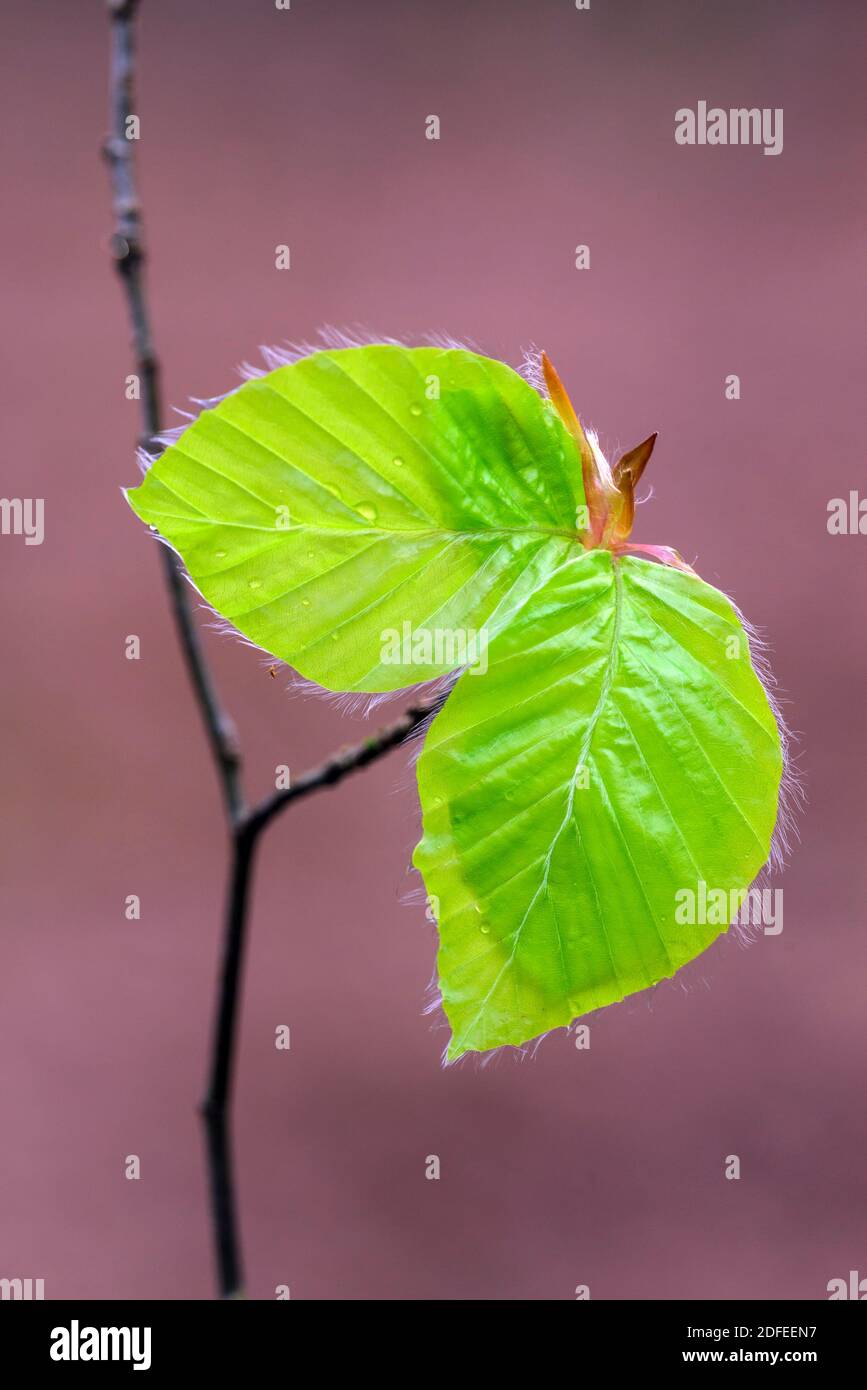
[104,0,435,1298]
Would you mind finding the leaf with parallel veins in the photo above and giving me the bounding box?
[126,343,785,1059]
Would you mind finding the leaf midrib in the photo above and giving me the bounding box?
[448,559,624,1054]
[131,509,583,543]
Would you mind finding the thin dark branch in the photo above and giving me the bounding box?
[103,0,247,1298]
[103,0,444,1304]
[202,828,259,1123]
[103,0,243,825]
[245,696,442,838]
[198,698,440,1298]
[199,828,258,1298]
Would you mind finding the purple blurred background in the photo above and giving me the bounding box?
[1,0,866,1299]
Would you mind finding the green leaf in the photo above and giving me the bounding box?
[125,341,785,1060]
[413,550,783,1060]
[126,346,586,691]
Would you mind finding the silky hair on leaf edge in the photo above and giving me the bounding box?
[125,333,798,1062]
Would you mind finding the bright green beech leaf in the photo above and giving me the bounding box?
[126,346,587,691]
[413,550,783,1059]
[125,340,786,1060]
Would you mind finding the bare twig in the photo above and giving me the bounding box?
[199,695,438,1295]
[103,0,441,1300]
[245,697,440,837]
[104,0,246,1296]
[103,0,243,825]
[200,825,258,1299]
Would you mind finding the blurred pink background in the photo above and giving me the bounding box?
[2,0,866,1299]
